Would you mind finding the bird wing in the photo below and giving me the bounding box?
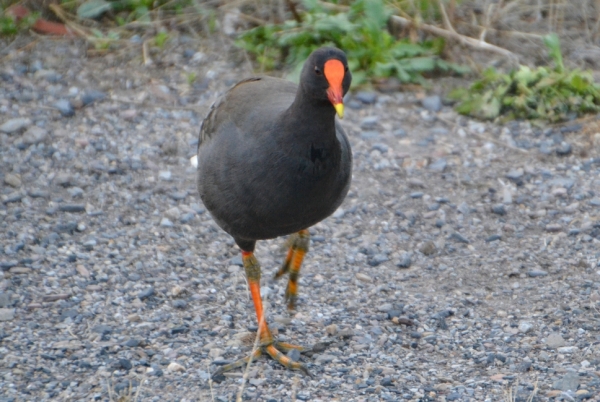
[198,77,262,151]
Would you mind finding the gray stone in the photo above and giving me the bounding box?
[527,270,548,277]
[518,321,534,333]
[164,207,181,221]
[360,131,379,140]
[368,254,389,267]
[67,187,84,198]
[360,116,379,129]
[4,174,21,188]
[160,218,173,227]
[557,346,579,354]
[377,303,393,312]
[371,143,388,153]
[457,202,470,215]
[448,232,469,244]
[396,252,412,268]
[0,308,15,321]
[589,197,600,207]
[59,204,86,213]
[552,371,579,391]
[0,118,31,133]
[54,99,75,117]
[81,89,106,106]
[315,354,335,363]
[420,241,436,256]
[421,95,442,112]
[556,141,572,156]
[392,128,407,137]
[355,91,377,104]
[0,293,10,308]
[138,287,155,299]
[546,332,565,349]
[429,158,447,172]
[21,126,48,145]
[287,348,301,362]
[492,204,506,216]
[506,168,524,181]
[158,171,172,181]
[172,299,187,309]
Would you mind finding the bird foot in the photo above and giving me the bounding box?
[211,340,311,380]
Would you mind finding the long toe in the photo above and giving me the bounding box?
[264,344,312,377]
[211,340,310,379]
[211,348,262,380]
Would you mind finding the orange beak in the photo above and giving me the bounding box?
[324,59,345,118]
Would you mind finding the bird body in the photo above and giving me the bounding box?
[197,75,351,245]
[195,47,352,377]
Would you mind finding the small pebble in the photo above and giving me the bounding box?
[491,204,506,216]
[4,174,21,188]
[158,171,172,181]
[546,332,566,348]
[354,91,377,104]
[54,99,75,117]
[527,269,548,277]
[448,232,469,244]
[429,158,447,172]
[0,117,30,133]
[421,95,442,112]
[419,241,436,256]
[395,252,412,268]
[138,287,155,299]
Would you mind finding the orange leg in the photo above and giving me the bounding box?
[274,229,309,310]
[211,250,310,379]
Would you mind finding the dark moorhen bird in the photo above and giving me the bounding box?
[195,47,352,377]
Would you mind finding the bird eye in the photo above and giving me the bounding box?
[314,66,322,75]
[345,66,349,72]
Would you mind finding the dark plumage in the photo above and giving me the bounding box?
[196,47,352,378]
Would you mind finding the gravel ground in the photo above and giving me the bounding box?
[1,37,600,402]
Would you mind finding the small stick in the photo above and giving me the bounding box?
[143,40,152,66]
[285,0,303,23]
[207,363,216,402]
[437,0,456,33]
[390,15,519,63]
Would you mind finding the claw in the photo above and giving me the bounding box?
[211,341,311,379]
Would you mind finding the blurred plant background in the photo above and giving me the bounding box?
[3,0,600,122]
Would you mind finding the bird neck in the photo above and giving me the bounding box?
[285,91,337,142]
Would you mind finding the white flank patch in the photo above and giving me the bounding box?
[190,155,198,168]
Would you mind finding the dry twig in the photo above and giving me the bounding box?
[390,15,519,64]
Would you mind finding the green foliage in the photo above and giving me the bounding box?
[236,0,467,85]
[76,0,191,22]
[186,72,197,86]
[90,27,120,49]
[154,31,169,47]
[0,9,39,36]
[449,34,600,123]
[77,0,112,19]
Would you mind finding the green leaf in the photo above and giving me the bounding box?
[362,0,390,28]
[402,57,436,72]
[480,96,501,119]
[134,6,151,24]
[543,33,564,73]
[570,74,589,92]
[77,0,112,19]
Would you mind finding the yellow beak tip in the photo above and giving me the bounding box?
[334,103,344,119]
